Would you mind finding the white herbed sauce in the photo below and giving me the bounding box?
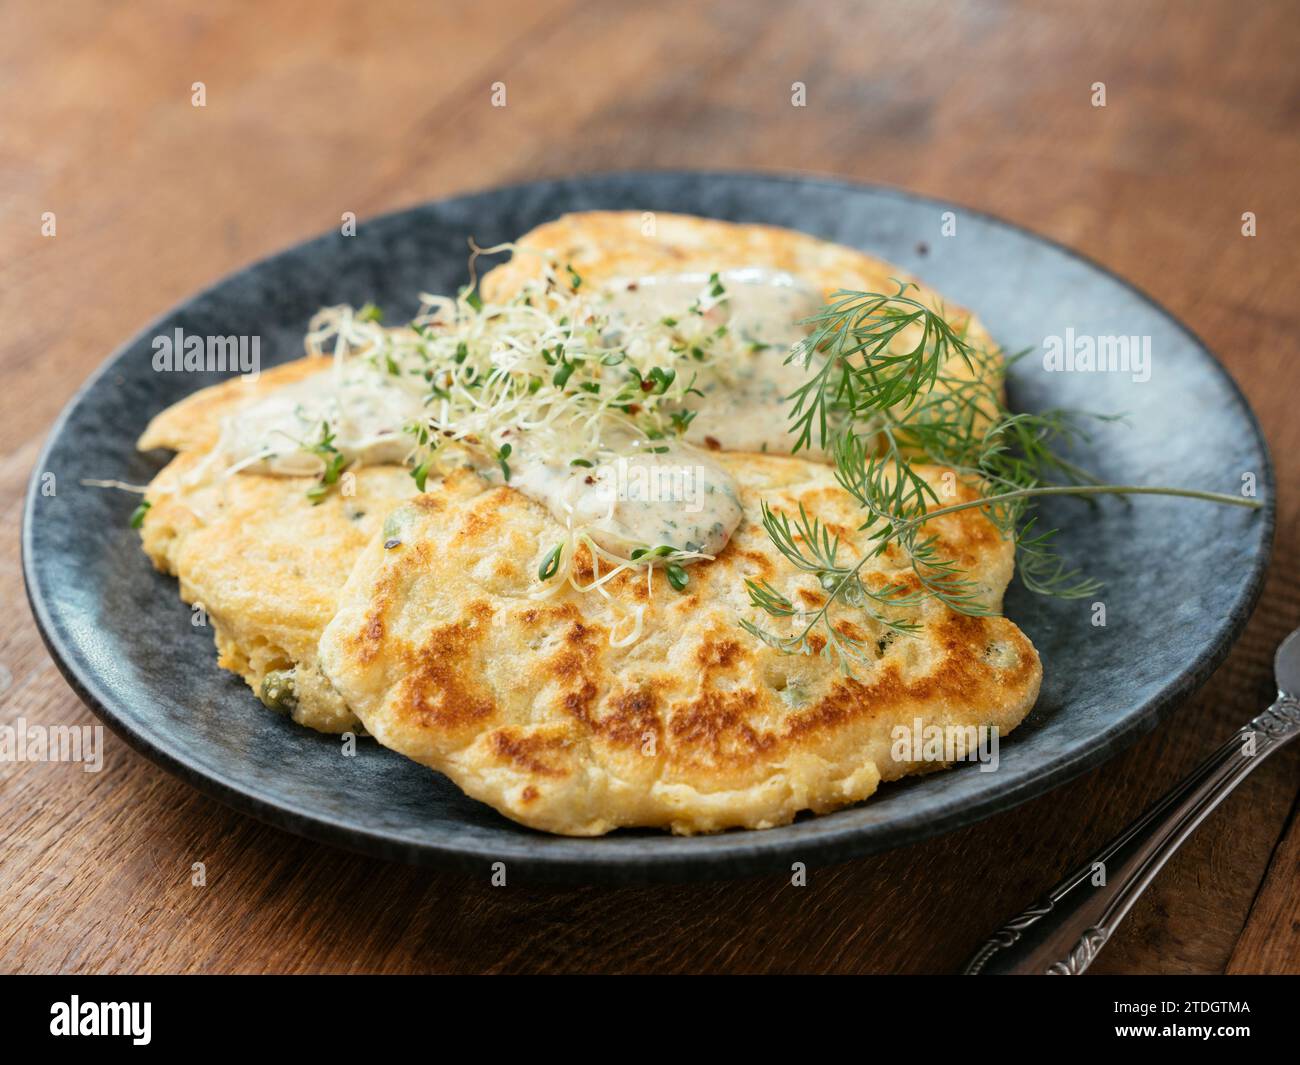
[222,269,819,562]
[599,269,823,456]
[219,365,424,475]
[506,436,742,558]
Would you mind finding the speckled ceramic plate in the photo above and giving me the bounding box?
[22,172,1274,882]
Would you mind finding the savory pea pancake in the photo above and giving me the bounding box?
[317,454,1040,836]
[137,359,420,733]
[481,211,1001,455]
[481,212,989,334]
[139,447,417,732]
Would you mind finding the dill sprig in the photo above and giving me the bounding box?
[747,284,1263,671]
[785,281,977,455]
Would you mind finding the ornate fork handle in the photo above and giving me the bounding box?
[963,694,1300,975]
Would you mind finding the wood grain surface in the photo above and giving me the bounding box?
[2,0,1296,974]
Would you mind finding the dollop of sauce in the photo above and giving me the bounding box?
[599,269,824,456]
[506,437,742,558]
[219,365,424,475]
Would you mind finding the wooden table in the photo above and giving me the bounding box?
[2,0,1296,974]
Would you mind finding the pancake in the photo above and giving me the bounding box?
[481,212,988,334]
[480,211,1002,450]
[317,454,1041,835]
[137,357,419,733]
[140,447,417,732]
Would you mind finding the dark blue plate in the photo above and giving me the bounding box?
[22,172,1274,882]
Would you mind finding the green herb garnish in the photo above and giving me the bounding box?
[538,544,563,581]
[304,422,350,504]
[743,283,1264,672]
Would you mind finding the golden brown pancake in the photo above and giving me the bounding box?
[481,210,999,395]
[140,447,417,732]
[318,454,1040,835]
[482,211,983,329]
[137,357,418,732]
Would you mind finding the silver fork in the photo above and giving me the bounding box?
[963,627,1300,975]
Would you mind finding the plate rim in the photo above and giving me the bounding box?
[21,169,1277,882]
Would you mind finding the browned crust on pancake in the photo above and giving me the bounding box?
[139,447,417,732]
[319,454,1042,835]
